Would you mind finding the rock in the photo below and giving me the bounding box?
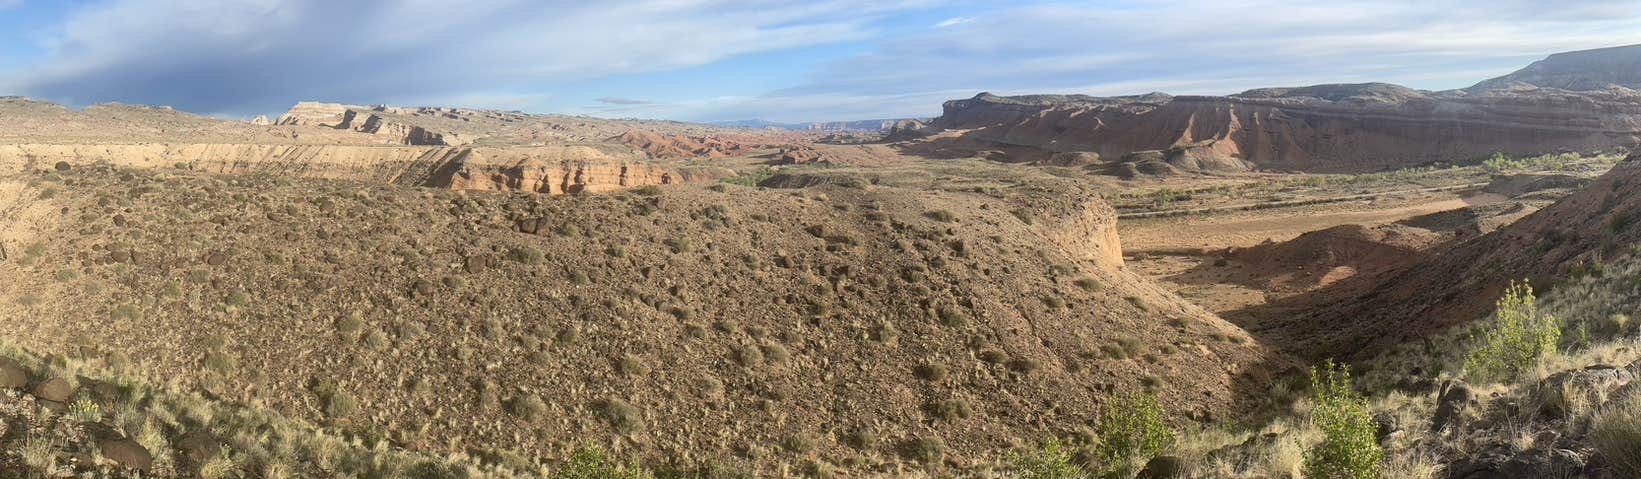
[1136,455,1185,479]
[1432,380,1474,433]
[98,436,153,472]
[54,161,70,171]
[33,377,74,402]
[1373,411,1401,444]
[178,430,227,466]
[1445,444,1587,479]
[0,357,28,389]
[1532,365,1634,418]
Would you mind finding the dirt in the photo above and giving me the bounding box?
[0,160,1285,475]
[1121,193,1501,253]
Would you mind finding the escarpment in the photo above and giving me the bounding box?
[0,143,700,194]
[919,88,1641,174]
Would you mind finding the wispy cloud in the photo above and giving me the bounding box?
[4,0,1640,122]
[4,0,941,116]
[595,97,654,106]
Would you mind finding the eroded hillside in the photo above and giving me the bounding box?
[0,160,1284,475]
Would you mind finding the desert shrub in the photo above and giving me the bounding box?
[1096,392,1173,478]
[665,237,692,254]
[600,398,642,434]
[925,210,957,222]
[1010,439,1088,479]
[1465,281,1560,382]
[68,398,103,423]
[902,436,946,463]
[1303,361,1382,479]
[510,394,549,422]
[1592,393,1641,478]
[632,185,663,196]
[553,445,654,479]
[325,389,360,418]
[508,245,546,265]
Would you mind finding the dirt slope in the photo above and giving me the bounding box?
[0,164,1284,474]
[1235,154,1641,360]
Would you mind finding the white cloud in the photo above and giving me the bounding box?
[763,0,1641,119]
[0,0,21,10]
[7,0,942,115]
[934,16,972,28]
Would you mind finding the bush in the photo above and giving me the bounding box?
[552,445,654,479]
[1592,393,1641,478]
[1465,281,1560,382]
[1010,439,1088,479]
[1096,392,1173,478]
[1303,361,1383,479]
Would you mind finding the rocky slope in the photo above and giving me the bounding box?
[1469,44,1641,92]
[1237,154,1641,360]
[907,47,1641,174]
[0,163,1286,475]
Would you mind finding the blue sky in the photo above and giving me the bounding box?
[3,0,1641,123]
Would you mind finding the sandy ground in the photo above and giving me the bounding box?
[1120,193,1504,253]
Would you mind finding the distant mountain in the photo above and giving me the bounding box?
[906,45,1641,175]
[1469,44,1641,91]
[708,118,927,132]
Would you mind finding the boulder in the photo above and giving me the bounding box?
[32,377,74,402]
[0,357,28,389]
[98,436,153,472]
[1432,380,1475,432]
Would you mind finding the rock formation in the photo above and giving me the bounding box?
[908,47,1641,174]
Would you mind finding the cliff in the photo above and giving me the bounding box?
[922,86,1641,174]
[913,46,1641,174]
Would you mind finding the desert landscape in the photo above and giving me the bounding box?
[5,5,1641,478]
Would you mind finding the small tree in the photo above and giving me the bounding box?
[1464,280,1560,382]
[1096,392,1173,478]
[1304,361,1383,479]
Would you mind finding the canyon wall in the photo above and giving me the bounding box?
[927,87,1641,173]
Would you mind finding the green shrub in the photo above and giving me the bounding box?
[1010,439,1087,479]
[1465,281,1560,382]
[1303,361,1383,479]
[1095,392,1173,478]
[1592,393,1641,478]
[552,445,654,479]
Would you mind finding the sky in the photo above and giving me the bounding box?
[2,0,1641,123]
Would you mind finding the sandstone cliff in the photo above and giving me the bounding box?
[912,47,1641,174]
[919,87,1641,174]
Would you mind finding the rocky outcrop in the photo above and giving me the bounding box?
[0,143,694,194]
[921,86,1641,174]
[911,47,1641,174]
[276,102,466,146]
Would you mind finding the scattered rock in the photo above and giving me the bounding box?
[54,161,71,171]
[1445,444,1587,479]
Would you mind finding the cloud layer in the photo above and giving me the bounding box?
[5,0,1641,121]
[8,0,927,116]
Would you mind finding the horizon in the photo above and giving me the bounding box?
[2,1,1641,123]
